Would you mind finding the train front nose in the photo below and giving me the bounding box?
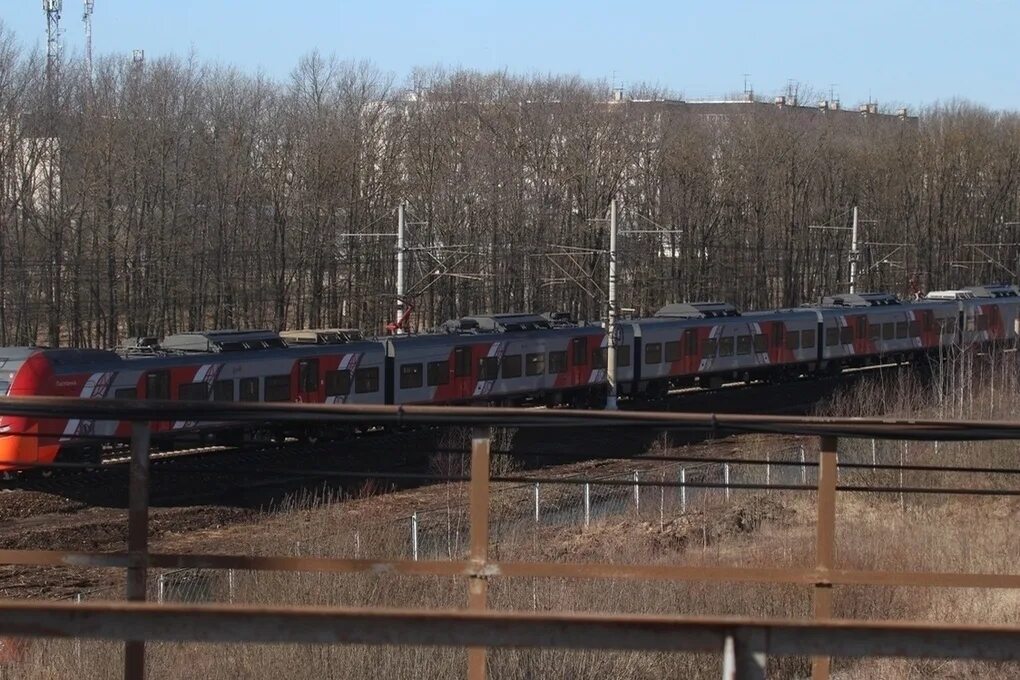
[0,419,40,472]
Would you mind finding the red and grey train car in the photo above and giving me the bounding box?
[0,285,1016,470]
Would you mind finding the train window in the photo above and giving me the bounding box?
[548,351,567,374]
[239,377,259,402]
[664,341,681,362]
[299,359,319,392]
[617,344,631,367]
[325,370,352,396]
[856,317,868,339]
[895,321,908,339]
[801,329,816,348]
[882,322,894,340]
[909,321,921,338]
[753,334,767,353]
[478,357,499,381]
[265,375,291,402]
[502,355,523,379]
[736,335,752,355]
[355,367,380,393]
[825,327,839,347]
[704,337,717,357]
[785,332,800,351]
[684,330,698,355]
[145,371,170,400]
[976,315,988,332]
[771,324,783,347]
[525,353,545,376]
[869,324,880,341]
[114,387,136,400]
[719,337,734,357]
[840,326,853,345]
[427,361,450,387]
[178,382,208,401]
[944,318,957,334]
[644,343,662,364]
[400,363,424,389]
[572,338,587,366]
[454,347,472,377]
[591,347,607,369]
[213,380,234,401]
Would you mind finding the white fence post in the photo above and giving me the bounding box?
[533,482,540,522]
[871,438,877,467]
[583,482,591,527]
[659,473,665,529]
[800,445,807,484]
[765,452,771,493]
[157,574,165,603]
[680,467,687,514]
[228,569,235,604]
[411,511,419,561]
[724,463,731,502]
[354,531,360,558]
[633,470,640,513]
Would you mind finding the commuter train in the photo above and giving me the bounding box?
[0,284,1016,470]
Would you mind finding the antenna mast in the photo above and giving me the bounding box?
[43,0,63,93]
[83,0,94,82]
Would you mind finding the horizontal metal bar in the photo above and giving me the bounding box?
[0,600,1018,662]
[4,549,1020,590]
[4,396,1020,441]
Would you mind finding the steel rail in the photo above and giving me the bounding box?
[3,549,1020,591]
[4,396,1020,441]
[0,600,1018,665]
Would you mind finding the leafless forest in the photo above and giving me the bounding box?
[2,22,1020,347]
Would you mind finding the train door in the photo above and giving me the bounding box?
[453,345,473,401]
[143,369,171,432]
[297,358,320,404]
[570,336,588,387]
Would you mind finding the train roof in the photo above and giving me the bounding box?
[159,329,287,353]
[819,293,900,308]
[653,302,739,319]
[279,328,365,345]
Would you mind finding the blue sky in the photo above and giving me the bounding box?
[3,1,1017,111]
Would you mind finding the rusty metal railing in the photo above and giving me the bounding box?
[1,397,1020,679]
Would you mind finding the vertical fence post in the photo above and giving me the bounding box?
[411,512,419,561]
[680,467,686,514]
[468,427,491,680]
[228,569,235,604]
[900,441,906,512]
[583,482,591,528]
[125,421,151,680]
[533,482,539,523]
[659,472,665,530]
[800,444,807,484]
[354,531,360,558]
[724,463,731,502]
[871,438,877,468]
[157,574,165,603]
[765,452,771,493]
[812,435,838,680]
[633,470,640,513]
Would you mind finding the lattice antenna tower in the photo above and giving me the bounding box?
[43,0,63,91]
[83,0,94,82]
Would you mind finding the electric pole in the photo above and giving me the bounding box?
[396,201,406,334]
[606,198,619,410]
[850,206,859,294]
